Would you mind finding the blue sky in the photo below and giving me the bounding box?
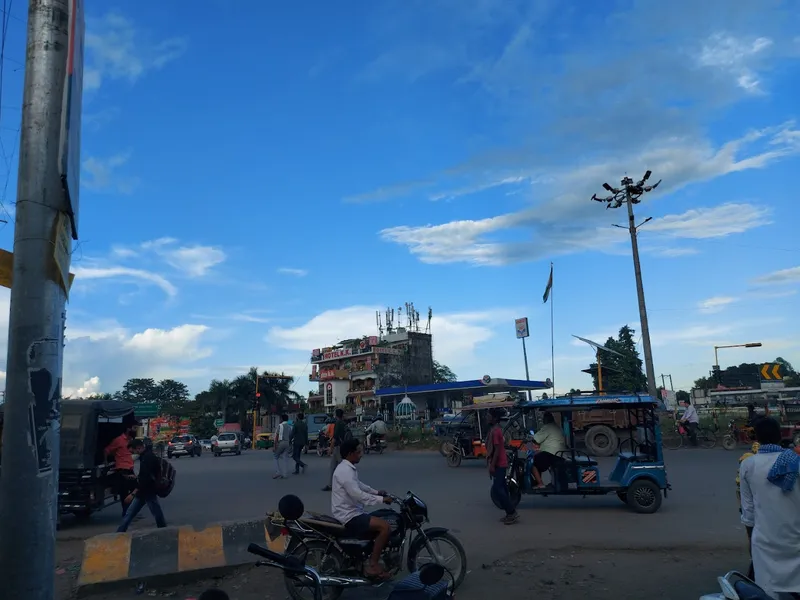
[0,0,798,397]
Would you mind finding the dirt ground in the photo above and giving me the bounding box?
[62,545,749,600]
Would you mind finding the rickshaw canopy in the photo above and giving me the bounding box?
[59,399,136,469]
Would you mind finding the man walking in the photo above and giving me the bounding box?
[291,413,309,474]
[739,417,800,598]
[486,409,518,525]
[116,439,167,532]
[322,408,348,491]
[273,414,292,480]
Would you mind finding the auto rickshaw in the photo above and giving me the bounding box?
[444,400,525,467]
[1,399,139,518]
[255,432,273,449]
[492,392,671,514]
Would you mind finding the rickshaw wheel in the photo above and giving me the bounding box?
[722,435,737,451]
[447,451,462,468]
[626,479,662,514]
[439,440,454,456]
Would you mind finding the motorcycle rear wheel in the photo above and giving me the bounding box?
[284,539,344,600]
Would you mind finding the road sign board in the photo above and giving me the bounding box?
[134,403,158,418]
[515,317,529,339]
[760,363,783,381]
[761,380,786,391]
[214,419,224,428]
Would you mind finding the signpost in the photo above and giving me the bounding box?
[133,404,158,419]
[760,363,785,390]
[514,318,531,400]
[214,419,224,428]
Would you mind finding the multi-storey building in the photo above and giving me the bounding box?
[307,328,434,415]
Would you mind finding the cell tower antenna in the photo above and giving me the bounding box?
[425,307,433,334]
[376,311,383,337]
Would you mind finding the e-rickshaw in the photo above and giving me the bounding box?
[491,393,671,514]
[444,400,525,467]
[1,399,138,518]
[256,432,273,449]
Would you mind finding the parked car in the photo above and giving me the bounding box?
[199,439,212,451]
[212,432,241,457]
[168,434,202,458]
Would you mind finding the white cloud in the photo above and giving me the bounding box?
[83,153,139,194]
[63,376,102,398]
[753,266,800,285]
[278,268,309,277]
[697,296,738,314]
[697,33,774,94]
[106,238,227,278]
[267,305,517,371]
[378,121,794,265]
[85,13,187,91]
[72,266,178,298]
[123,325,211,361]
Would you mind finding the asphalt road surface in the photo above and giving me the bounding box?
[57,447,751,599]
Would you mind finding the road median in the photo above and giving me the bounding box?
[77,516,286,596]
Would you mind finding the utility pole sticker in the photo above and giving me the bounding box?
[28,368,57,475]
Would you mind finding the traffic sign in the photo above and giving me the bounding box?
[760,363,783,381]
[134,403,158,418]
[214,419,224,428]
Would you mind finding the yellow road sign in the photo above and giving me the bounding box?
[760,363,783,381]
[0,248,75,291]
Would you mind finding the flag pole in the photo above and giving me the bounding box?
[549,262,555,395]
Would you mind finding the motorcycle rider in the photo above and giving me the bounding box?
[365,414,387,449]
[332,437,392,579]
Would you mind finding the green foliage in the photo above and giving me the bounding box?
[585,325,647,393]
[114,368,302,427]
[189,415,219,439]
[432,361,458,383]
[675,390,691,403]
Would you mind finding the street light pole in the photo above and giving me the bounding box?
[0,1,74,598]
[712,342,763,386]
[592,172,661,400]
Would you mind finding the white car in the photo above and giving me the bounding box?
[212,432,241,456]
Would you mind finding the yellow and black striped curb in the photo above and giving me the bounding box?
[78,519,287,589]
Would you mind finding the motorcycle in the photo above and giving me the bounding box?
[317,431,330,457]
[364,431,387,454]
[247,541,453,600]
[268,492,467,600]
[699,571,772,599]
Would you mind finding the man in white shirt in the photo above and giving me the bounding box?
[739,417,800,599]
[273,414,293,479]
[365,415,387,448]
[679,399,700,446]
[332,438,392,578]
[531,412,567,489]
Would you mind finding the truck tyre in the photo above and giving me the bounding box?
[584,425,618,457]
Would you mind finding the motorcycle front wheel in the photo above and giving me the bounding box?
[284,539,344,600]
[407,530,468,590]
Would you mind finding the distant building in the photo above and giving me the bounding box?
[307,304,434,416]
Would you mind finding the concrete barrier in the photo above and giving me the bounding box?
[77,518,286,593]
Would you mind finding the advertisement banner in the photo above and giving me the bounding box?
[515,317,530,339]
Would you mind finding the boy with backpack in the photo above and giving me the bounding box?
[116,438,169,532]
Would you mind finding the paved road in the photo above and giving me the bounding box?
[59,447,746,567]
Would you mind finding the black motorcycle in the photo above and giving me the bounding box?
[269,492,466,600]
[364,431,387,454]
[316,431,330,457]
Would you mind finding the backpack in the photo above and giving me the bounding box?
[155,457,176,498]
[342,426,354,443]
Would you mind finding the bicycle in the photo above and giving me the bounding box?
[662,421,716,450]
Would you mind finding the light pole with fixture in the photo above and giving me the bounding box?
[591,171,661,400]
[712,342,763,386]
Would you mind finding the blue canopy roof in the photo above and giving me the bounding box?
[375,377,551,398]
[515,393,663,410]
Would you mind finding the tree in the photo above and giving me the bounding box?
[156,379,191,417]
[693,357,799,390]
[675,390,691,403]
[432,361,457,383]
[189,414,219,439]
[585,325,647,392]
[117,378,158,404]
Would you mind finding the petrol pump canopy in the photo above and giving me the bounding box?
[375,377,551,398]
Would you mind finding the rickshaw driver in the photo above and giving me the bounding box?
[530,412,567,489]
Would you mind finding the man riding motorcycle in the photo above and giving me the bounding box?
[365,414,387,449]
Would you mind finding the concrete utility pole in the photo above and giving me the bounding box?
[591,171,661,401]
[0,1,74,598]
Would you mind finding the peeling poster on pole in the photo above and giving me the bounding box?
[28,368,57,475]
